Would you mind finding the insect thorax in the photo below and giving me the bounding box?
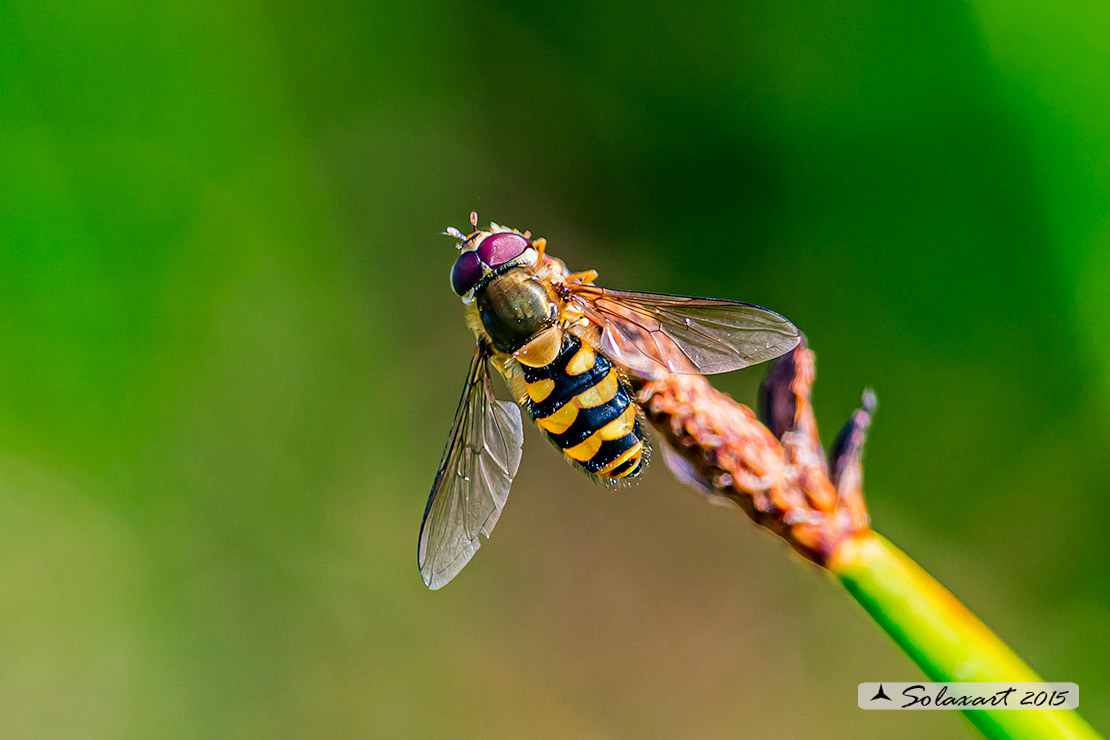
[473,267,561,354]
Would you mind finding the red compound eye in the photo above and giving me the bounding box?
[477,232,529,268]
[450,251,484,295]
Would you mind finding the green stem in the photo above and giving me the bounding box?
[829,531,1102,740]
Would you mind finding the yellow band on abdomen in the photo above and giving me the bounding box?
[562,430,604,462]
[536,401,578,434]
[596,441,643,476]
[575,369,618,408]
[526,378,555,403]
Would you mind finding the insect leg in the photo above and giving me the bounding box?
[565,269,598,285]
[532,237,547,261]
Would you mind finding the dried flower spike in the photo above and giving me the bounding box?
[636,337,870,565]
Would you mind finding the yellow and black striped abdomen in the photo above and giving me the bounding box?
[521,335,645,479]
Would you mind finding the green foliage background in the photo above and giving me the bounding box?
[2,1,1108,738]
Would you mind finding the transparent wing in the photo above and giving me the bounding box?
[418,345,524,590]
[567,284,800,377]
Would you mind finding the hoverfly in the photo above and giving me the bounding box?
[419,213,799,589]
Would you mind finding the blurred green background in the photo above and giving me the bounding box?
[2,1,1108,738]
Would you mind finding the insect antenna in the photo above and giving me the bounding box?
[443,226,467,242]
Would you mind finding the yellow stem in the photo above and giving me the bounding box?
[829,531,1102,740]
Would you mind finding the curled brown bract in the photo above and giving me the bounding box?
[634,337,872,566]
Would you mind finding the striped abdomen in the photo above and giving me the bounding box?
[520,335,646,479]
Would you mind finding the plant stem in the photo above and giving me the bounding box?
[829,531,1102,740]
